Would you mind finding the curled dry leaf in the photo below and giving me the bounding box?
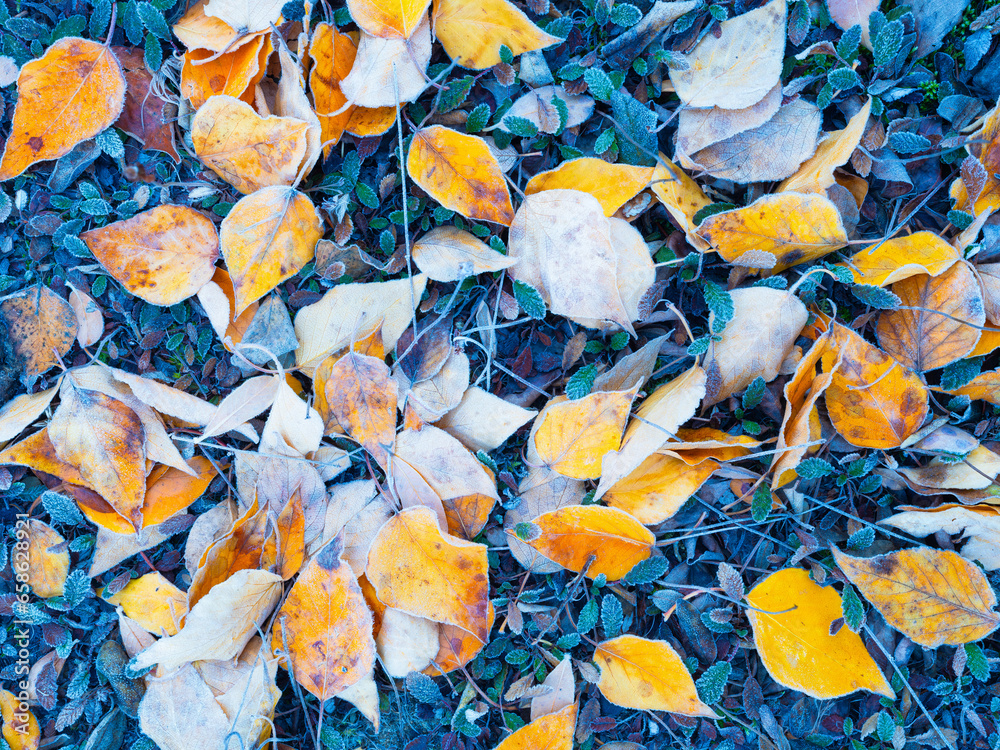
[668,0,785,109]
[823,322,929,449]
[411,226,517,281]
[198,374,279,441]
[408,126,515,225]
[113,46,179,162]
[698,192,849,273]
[271,536,376,699]
[274,35,322,180]
[81,205,220,306]
[24,520,68,598]
[192,95,309,195]
[832,547,1000,648]
[0,38,126,180]
[220,186,323,315]
[524,160,654,217]
[326,351,398,467]
[780,99,872,194]
[746,567,895,699]
[883,504,1000,571]
[340,17,432,108]
[434,0,560,69]
[703,288,808,405]
[517,505,654,581]
[180,33,269,109]
[898,444,1000,490]
[172,0,244,52]
[841,231,961,287]
[594,635,717,717]
[401,348,470,422]
[0,284,77,385]
[876,261,985,372]
[491,704,576,750]
[366,506,490,641]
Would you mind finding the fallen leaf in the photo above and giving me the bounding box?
[408,125,515,225]
[220,186,323,315]
[594,635,716,717]
[649,156,712,251]
[274,35,322,180]
[81,205,220,306]
[746,567,895,698]
[138,665,233,750]
[411,226,517,281]
[310,23,357,154]
[105,572,188,636]
[0,689,40,750]
[876,262,985,372]
[0,38,126,180]
[780,99,872,194]
[434,0,560,69]
[180,33,269,109]
[345,103,397,137]
[0,387,57,444]
[827,0,880,47]
[271,536,376,699]
[505,466,585,574]
[517,505,654,581]
[172,0,245,52]
[603,453,718,524]
[366,506,490,641]
[199,374,279,441]
[67,283,103,347]
[0,284,77,385]
[113,46,179,161]
[400,348,470,422]
[203,0,284,37]
[702,287,808,405]
[25,520,68,598]
[524,159,653,216]
[0,429,87,488]
[132,569,283,672]
[668,0,785,109]
[349,0,430,38]
[377,607,439,677]
[674,84,782,156]
[898,444,1000,490]
[832,547,1000,647]
[327,351,397,466]
[530,655,575,720]
[883,505,1000,571]
[841,232,961,287]
[259,377,325,456]
[436,386,536,453]
[501,85,594,135]
[697,192,849,273]
[192,95,309,194]
[340,17,431,107]
[823,322,928,449]
[492,704,576,750]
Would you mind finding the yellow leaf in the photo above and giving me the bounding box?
[192,95,309,195]
[24,519,68,598]
[840,231,960,287]
[0,387,57,443]
[650,156,712,252]
[434,0,560,68]
[746,568,895,699]
[604,453,718,525]
[0,284,77,384]
[823,322,928,449]
[491,704,576,750]
[0,38,126,180]
[899,444,1000,491]
[172,0,243,52]
[411,226,517,281]
[310,23,357,154]
[348,0,430,38]
[105,571,188,636]
[668,0,785,109]
[780,99,872,194]
[367,506,490,641]
[832,547,1000,648]
[408,125,515,225]
[505,466,584,575]
[698,192,848,273]
[517,505,654,581]
[326,351,398,467]
[220,186,322,315]
[594,635,717,717]
[271,537,376,699]
[949,368,1000,405]
[0,689,40,750]
[525,158,653,216]
[81,205,220,306]
[876,262,985,372]
[533,389,635,479]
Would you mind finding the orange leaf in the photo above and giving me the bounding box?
[24,519,69,598]
[348,0,430,38]
[191,95,309,194]
[594,635,717,717]
[0,38,126,180]
[172,0,244,52]
[143,456,217,528]
[525,158,653,216]
[367,506,490,641]
[81,205,220,306]
[823,322,928,449]
[310,23,356,154]
[0,429,87,487]
[220,186,322,315]
[0,689,40,750]
[345,104,397,137]
[425,602,495,675]
[0,284,77,385]
[517,505,654,581]
[271,537,376,699]
[407,126,515,225]
[188,500,269,607]
[326,352,397,467]
[180,32,269,109]
[491,704,576,750]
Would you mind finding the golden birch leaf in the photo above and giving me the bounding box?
[524,159,654,216]
[366,506,490,641]
[491,704,576,750]
[179,33,268,109]
[832,547,1000,648]
[411,226,517,281]
[824,322,928,449]
[25,519,69,598]
[340,18,431,108]
[81,205,220,306]
[603,453,719,525]
[650,156,711,252]
[172,0,242,52]
[876,262,985,372]
[533,389,635,480]
[48,379,146,530]
[746,567,895,699]
[698,192,849,273]
[0,284,77,385]
[408,125,515,225]
[840,232,961,287]
[104,572,188,636]
[668,0,785,109]
[220,186,322,315]
[505,466,585,575]
[779,98,872,194]
[132,569,283,672]
[434,0,561,69]
[348,0,431,38]
[594,635,717,717]
[517,505,654,581]
[0,688,40,750]
[0,38,126,180]
[270,536,376,699]
[326,351,398,467]
[191,95,308,194]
